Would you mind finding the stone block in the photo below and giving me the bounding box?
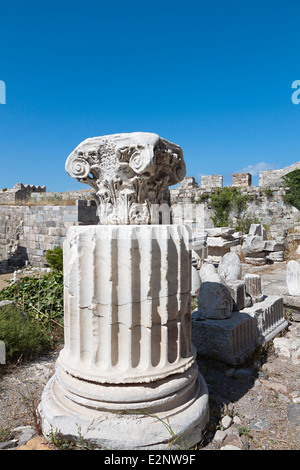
[243,295,288,343]
[242,235,266,254]
[191,311,259,365]
[227,279,247,311]
[248,224,267,240]
[191,295,287,364]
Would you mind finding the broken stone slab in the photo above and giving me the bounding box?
[242,295,288,344]
[191,311,259,365]
[207,237,239,248]
[207,238,240,259]
[286,260,300,295]
[245,256,267,266]
[266,251,284,262]
[227,279,248,311]
[248,224,267,240]
[264,240,285,252]
[242,235,266,254]
[205,227,236,238]
[191,295,288,365]
[218,252,242,282]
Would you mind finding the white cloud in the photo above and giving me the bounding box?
[238,162,280,176]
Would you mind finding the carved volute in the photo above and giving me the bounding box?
[65,132,186,224]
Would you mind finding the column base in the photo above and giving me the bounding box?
[38,362,209,450]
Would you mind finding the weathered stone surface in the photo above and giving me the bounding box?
[197,263,233,319]
[242,235,266,254]
[218,252,242,281]
[243,295,288,343]
[205,227,235,238]
[191,311,259,365]
[191,232,207,269]
[264,240,284,252]
[266,251,284,262]
[273,336,300,364]
[65,132,186,225]
[191,266,201,296]
[244,273,264,303]
[192,295,287,364]
[227,279,247,311]
[39,224,209,450]
[248,224,267,240]
[287,260,300,295]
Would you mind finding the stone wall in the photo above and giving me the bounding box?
[0,183,46,204]
[0,200,98,270]
[232,173,252,187]
[201,175,223,190]
[170,185,299,236]
[259,161,300,187]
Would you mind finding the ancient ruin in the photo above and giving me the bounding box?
[0,139,299,449]
[38,132,210,450]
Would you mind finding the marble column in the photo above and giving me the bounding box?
[38,133,209,449]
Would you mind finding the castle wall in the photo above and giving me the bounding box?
[0,200,98,270]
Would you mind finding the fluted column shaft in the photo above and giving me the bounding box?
[59,224,195,384]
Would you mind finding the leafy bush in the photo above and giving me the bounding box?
[0,270,64,330]
[283,169,300,211]
[45,246,63,272]
[0,303,52,362]
[209,187,233,227]
[209,187,249,228]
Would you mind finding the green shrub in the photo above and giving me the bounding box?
[45,246,63,272]
[0,303,52,362]
[0,270,64,330]
[210,187,233,227]
[283,169,300,211]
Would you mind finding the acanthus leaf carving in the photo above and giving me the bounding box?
[65,132,186,225]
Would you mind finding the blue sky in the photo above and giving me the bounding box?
[0,0,300,191]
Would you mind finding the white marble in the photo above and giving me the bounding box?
[65,132,186,225]
[287,260,300,295]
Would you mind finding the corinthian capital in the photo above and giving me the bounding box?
[65,132,186,224]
